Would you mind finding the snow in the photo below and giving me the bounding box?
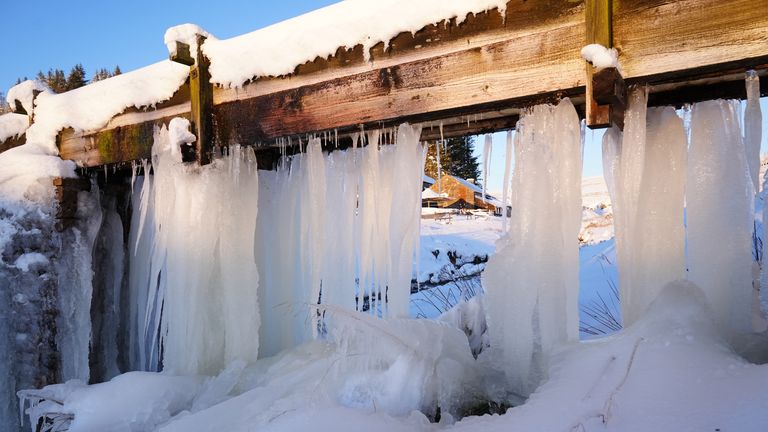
[581,43,620,70]
[13,252,49,272]
[18,373,205,431]
[164,24,212,59]
[199,0,508,87]
[483,98,582,397]
[25,60,188,156]
[5,80,50,116]
[0,113,29,143]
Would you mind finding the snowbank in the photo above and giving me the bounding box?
[0,113,29,143]
[5,80,50,115]
[198,0,508,87]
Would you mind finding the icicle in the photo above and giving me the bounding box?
[688,100,753,333]
[501,131,514,233]
[482,134,492,202]
[745,70,762,194]
[483,99,582,397]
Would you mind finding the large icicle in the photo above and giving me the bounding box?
[744,71,762,194]
[130,119,261,375]
[483,99,582,397]
[687,100,754,333]
[603,89,688,327]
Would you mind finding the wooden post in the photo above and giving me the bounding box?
[171,35,214,165]
[585,0,625,130]
[53,177,91,231]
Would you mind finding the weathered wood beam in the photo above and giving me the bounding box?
[53,177,91,232]
[0,133,26,153]
[53,0,768,169]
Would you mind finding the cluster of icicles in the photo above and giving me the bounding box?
[484,73,763,397]
[128,120,425,375]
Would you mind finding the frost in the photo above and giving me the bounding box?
[200,0,508,87]
[581,43,620,70]
[5,80,50,116]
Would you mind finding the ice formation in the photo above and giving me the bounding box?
[483,98,582,397]
[687,99,754,333]
[199,0,508,87]
[129,119,261,375]
[744,71,762,193]
[602,89,687,326]
[256,125,425,357]
[130,121,425,371]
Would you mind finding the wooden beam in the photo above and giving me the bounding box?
[53,177,91,232]
[52,0,768,169]
[0,133,26,153]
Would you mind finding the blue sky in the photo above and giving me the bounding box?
[1,1,764,188]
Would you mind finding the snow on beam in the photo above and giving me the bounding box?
[55,0,768,169]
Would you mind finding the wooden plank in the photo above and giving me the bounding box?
[52,0,768,169]
[58,113,190,167]
[616,0,768,82]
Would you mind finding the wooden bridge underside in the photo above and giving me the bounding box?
[15,0,768,168]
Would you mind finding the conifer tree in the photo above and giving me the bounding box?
[424,141,452,180]
[65,64,87,91]
[445,136,481,181]
[113,65,122,76]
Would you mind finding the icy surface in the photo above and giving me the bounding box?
[256,125,425,357]
[5,80,50,116]
[687,99,754,333]
[26,60,188,155]
[13,253,49,272]
[483,99,583,397]
[0,113,29,143]
[130,119,261,375]
[603,89,687,326]
[744,71,762,192]
[200,0,508,87]
[580,44,620,70]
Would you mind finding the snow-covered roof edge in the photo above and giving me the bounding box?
[200,0,509,88]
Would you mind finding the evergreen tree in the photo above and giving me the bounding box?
[65,64,87,91]
[423,136,481,183]
[113,65,122,76]
[91,68,111,82]
[37,69,67,93]
[445,136,481,181]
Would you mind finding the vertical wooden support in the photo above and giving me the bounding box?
[585,0,625,130]
[53,177,91,231]
[171,36,214,165]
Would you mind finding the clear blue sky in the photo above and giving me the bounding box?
[1,1,765,187]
